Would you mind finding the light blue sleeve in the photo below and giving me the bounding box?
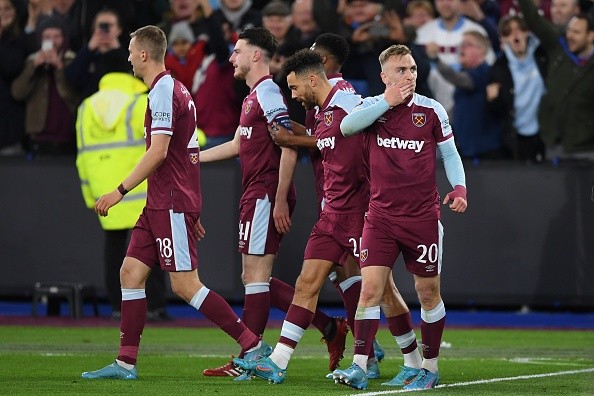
[340,94,390,136]
[438,138,466,188]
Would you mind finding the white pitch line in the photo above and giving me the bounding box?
[351,367,594,395]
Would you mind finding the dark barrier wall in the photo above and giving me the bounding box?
[1,158,593,309]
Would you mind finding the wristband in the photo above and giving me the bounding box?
[117,183,129,196]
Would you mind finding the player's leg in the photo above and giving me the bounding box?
[380,276,422,386]
[331,256,361,336]
[402,219,445,390]
[81,256,151,380]
[333,265,390,390]
[239,259,336,383]
[333,216,398,390]
[241,252,275,338]
[269,276,347,371]
[169,270,262,355]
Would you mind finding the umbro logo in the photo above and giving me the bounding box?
[377,116,387,123]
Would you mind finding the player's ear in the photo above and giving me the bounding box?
[252,49,260,62]
[380,71,388,85]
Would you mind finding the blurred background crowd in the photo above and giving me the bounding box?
[0,0,593,163]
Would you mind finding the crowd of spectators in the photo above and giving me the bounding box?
[0,0,593,162]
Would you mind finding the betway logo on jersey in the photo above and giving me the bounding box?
[377,135,424,152]
[317,136,335,150]
[240,126,253,139]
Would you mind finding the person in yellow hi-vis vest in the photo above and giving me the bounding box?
[76,69,184,321]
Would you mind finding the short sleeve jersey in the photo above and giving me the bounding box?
[363,93,452,220]
[306,74,357,203]
[238,75,293,195]
[145,71,201,213]
[315,85,367,214]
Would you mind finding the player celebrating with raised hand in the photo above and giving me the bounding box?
[333,44,467,391]
[81,25,268,381]
[269,33,425,384]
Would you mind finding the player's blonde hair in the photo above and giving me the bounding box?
[379,44,412,66]
[130,25,167,62]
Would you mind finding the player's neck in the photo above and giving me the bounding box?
[143,65,167,88]
[245,64,270,89]
[316,80,333,108]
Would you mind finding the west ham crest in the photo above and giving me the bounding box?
[189,153,199,164]
[244,100,253,114]
[324,111,333,126]
[412,113,426,127]
[360,249,368,262]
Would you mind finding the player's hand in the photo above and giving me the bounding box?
[443,185,467,213]
[268,123,292,147]
[273,199,292,234]
[94,190,123,217]
[384,81,414,107]
[194,218,206,240]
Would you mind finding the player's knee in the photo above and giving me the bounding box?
[359,285,382,306]
[415,283,439,307]
[170,282,192,302]
[294,276,317,299]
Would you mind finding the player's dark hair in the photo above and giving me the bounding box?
[313,33,350,66]
[282,49,325,78]
[239,27,277,59]
[130,25,167,62]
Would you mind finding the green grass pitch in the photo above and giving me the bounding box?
[1,325,592,395]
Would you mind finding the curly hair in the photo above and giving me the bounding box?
[282,48,325,78]
[312,33,350,66]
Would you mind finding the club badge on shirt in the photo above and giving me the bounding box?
[412,113,426,127]
[244,100,253,114]
[324,111,333,126]
[189,153,199,164]
[360,249,368,262]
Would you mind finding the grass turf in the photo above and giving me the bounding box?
[0,325,592,395]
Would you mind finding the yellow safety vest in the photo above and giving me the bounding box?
[75,73,148,230]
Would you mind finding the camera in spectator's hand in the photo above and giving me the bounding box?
[99,22,110,33]
[368,21,390,38]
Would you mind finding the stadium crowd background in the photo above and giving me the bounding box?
[0,0,593,161]
[0,0,594,316]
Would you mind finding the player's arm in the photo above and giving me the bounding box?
[275,143,298,234]
[437,137,468,213]
[199,126,240,162]
[290,120,306,135]
[95,134,170,217]
[269,123,316,149]
[341,95,388,136]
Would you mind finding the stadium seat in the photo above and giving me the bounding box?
[32,282,98,319]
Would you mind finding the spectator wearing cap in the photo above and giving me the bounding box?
[11,15,79,157]
[159,0,228,67]
[165,20,207,91]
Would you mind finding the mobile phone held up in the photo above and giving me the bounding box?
[41,39,53,51]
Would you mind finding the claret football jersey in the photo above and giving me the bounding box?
[144,71,201,212]
[362,93,452,220]
[238,75,292,192]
